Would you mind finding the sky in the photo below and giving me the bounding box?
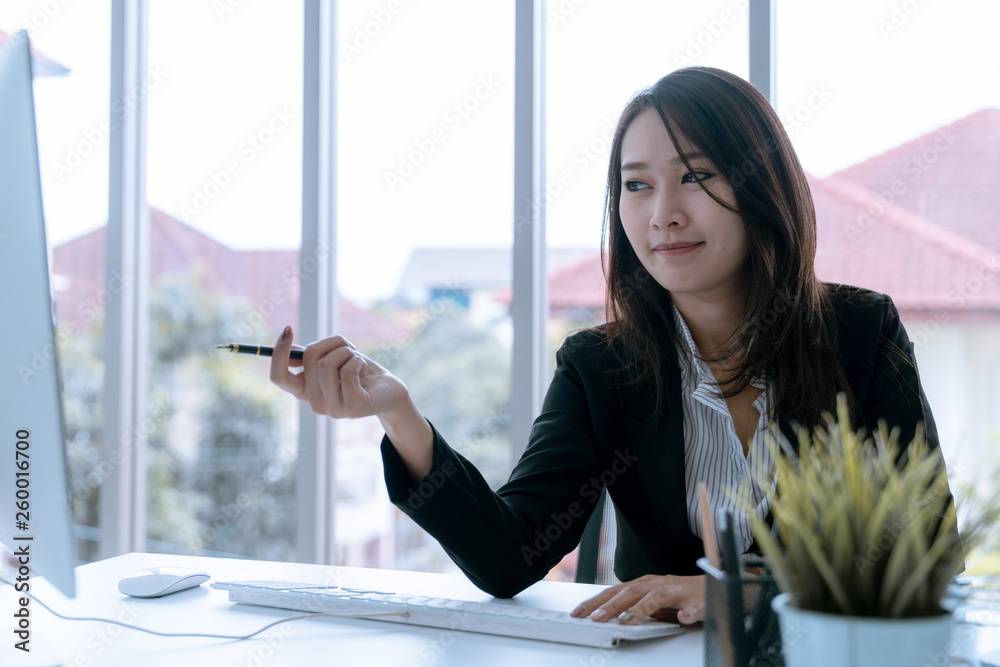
[2,0,999,303]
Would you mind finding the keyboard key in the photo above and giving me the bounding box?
[212,579,683,649]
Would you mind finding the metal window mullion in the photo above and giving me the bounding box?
[510,0,547,467]
[297,0,339,565]
[100,0,149,559]
[749,0,776,105]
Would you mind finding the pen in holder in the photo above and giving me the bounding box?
[698,556,784,667]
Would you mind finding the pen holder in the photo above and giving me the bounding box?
[697,557,784,667]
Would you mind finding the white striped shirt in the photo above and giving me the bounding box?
[673,306,782,554]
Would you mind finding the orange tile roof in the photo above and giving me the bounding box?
[831,109,1000,254]
[544,108,1000,322]
[52,208,406,344]
[811,175,1000,318]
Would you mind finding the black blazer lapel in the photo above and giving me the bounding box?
[617,365,703,563]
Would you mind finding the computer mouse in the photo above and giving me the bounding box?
[118,566,211,598]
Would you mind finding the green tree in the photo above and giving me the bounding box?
[191,355,295,560]
[377,308,511,489]
[61,266,296,561]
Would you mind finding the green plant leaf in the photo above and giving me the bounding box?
[747,392,995,618]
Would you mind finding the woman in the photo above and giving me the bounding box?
[269,67,941,627]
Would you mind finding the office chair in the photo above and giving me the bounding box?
[574,488,619,586]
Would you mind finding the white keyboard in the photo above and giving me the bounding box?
[212,579,683,648]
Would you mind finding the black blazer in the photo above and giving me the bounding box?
[381,285,942,598]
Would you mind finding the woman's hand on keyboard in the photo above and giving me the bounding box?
[569,574,705,626]
[269,326,434,481]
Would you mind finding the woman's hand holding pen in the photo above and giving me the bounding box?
[268,325,403,418]
[269,326,434,480]
[570,574,705,626]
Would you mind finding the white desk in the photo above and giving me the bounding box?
[5,552,704,666]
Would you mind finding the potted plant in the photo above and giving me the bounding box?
[750,395,997,667]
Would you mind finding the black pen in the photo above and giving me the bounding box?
[720,511,741,577]
[216,343,303,360]
[719,511,747,665]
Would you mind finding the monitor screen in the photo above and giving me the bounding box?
[0,29,77,599]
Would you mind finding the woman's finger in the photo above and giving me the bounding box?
[337,353,371,417]
[570,582,625,619]
[315,345,361,416]
[592,584,656,623]
[619,584,681,624]
[676,601,704,624]
[269,326,305,397]
[301,336,353,415]
[618,575,704,625]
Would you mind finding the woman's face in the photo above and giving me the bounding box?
[618,107,748,308]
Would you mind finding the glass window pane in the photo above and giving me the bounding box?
[0,1,112,563]
[337,0,515,572]
[546,0,749,342]
[545,1,749,582]
[777,0,1000,568]
[145,1,303,560]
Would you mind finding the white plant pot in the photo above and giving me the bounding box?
[771,593,955,667]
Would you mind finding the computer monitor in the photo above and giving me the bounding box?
[0,29,76,598]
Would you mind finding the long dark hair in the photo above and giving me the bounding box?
[602,67,855,431]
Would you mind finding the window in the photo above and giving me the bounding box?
[777,0,1000,568]
[20,0,994,576]
[544,0,749,582]
[336,0,514,572]
[0,0,112,562]
[144,0,303,560]
[546,0,749,354]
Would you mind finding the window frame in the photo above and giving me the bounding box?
[97,0,776,564]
